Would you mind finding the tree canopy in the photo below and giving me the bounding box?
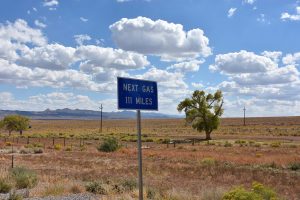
[0,115,30,136]
[177,90,224,140]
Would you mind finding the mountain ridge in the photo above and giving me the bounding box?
[0,108,179,120]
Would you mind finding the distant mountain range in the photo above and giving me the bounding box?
[0,108,179,120]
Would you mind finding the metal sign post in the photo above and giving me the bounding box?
[137,110,143,200]
[117,77,158,200]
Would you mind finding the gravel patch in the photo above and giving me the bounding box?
[25,193,98,200]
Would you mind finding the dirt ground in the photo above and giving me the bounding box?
[0,117,299,199]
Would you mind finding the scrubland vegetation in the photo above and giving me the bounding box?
[0,117,299,199]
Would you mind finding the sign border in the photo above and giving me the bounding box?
[117,77,158,111]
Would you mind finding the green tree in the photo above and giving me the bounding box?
[0,115,30,136]
[177,90,224,140]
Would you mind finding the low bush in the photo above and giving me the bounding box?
[0,178,12,193]
[65,146,72,151]
[24,144,33,149]
[121,179,137,191]
[252,181,279,200]
[10,166,38,189]
[224,141,233,147]
[287,162,300,171]
[85,181,107,194]
[159,138,171,144]
[206,140,216,146]
[222,186,261,200]
[263,162,278,169]
[33,148,43,154]
[5,142,12,146]
[222,182,279,200]
[97,137,120,152]
[54,144,62,151]
[201,157,216,167]
[147,187,159,199]
[19,148,31,154]
[270,142,281,148]
[235,140,246,144]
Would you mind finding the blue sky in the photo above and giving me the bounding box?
[0,0,300,117]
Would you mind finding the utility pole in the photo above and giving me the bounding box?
[99,104,103,133]
[243,106,246,126]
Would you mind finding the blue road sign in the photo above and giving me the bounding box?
[117,77,158,110]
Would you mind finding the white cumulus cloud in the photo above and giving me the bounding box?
[209,50,277,74]
[74,34,91,46]
[282,52,300,65]
[167,60,204,73]
[281,7,300,21]
[109,16,211,61]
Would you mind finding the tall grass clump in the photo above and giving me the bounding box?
[0,178,12,193]
[10,166,38,189]
[97,137,120,152]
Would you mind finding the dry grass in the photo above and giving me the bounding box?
[0,117,299,199]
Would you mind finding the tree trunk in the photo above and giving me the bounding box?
[205,131,211,140]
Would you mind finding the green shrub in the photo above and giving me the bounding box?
[235,140,246,144]
[160,138,171,144]
[85,181,107,194]
[32,143,43,148]
[147,187,158,199]
[287,162,300,171]
[222,182,279,200]
[222,186,262,200]
[24,144,33,149]
[0,178,12,193]
[65,146,72,151]
[206,140,216,146]
[54,144,62,151]
[270,142,281,148]
[79,144,86,151]
[10,166,38,189]
[254,143,261,147]
[263,162,278,169]
[33,148,43,154]
[97,137,120,152]
[252,181,279,200]
[19,148,31,154]
[201,157,216,167]
[121,179,137,191]
[224,141,233,147]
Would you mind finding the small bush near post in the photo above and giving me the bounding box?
[85,181,107,195]
[97,137,120,152]
[10,166,38,189]
[0,178,12,193]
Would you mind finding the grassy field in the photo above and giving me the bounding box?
[0,117,299,199]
